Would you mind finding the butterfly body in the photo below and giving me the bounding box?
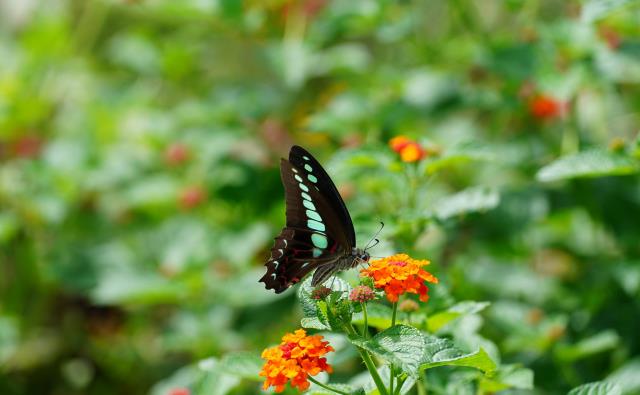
[260,146,369,293]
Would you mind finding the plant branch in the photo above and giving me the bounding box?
[390,302,398,395]
[307,376,350,395]
[345,324,389,395]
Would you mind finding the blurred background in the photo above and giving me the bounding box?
[1,0,640,394]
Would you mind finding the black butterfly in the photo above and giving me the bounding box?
[260,145,370,293]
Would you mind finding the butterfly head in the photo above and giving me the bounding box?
[351,247,370,267]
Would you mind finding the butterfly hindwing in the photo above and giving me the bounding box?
[259,227,339,293]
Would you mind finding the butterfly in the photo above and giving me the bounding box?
[259,145,370,293]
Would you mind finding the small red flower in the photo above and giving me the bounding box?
[349,285,376,303]
[361,254,438,303]
[260,329,334,393]
[179,186,206,209]
[168,388,190,395]
[165,143,190,165]
[529,95,566,119]
[599,26,621,50]
[11,135,43,158]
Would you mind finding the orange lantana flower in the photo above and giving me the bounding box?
[388,136,427,162]
[260,329,334,393]
[361,254,438,302]
[399,142,426,162]
[389,135,412,153]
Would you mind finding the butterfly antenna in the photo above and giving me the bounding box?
[364,221,385,250]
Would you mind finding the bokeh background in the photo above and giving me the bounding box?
[2,0,640,394]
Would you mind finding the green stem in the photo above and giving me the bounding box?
[391,302,398,327]
[395,375,407,395]
[345,324,389,395]
[362,302,369,338]
[307,376,350,395]
[390,302,398,395]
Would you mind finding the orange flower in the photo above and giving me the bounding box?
[529,94,566,119]
[260,329,334,393]
[389,136,427,163]
[361,254,438,303]
[389,135,412,153]
[399,142,426,162]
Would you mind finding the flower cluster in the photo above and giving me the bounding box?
[311,285,332,300]
[388,136,426,163]
[361,254,438,302]
[260,329,334,393]
[349,285,376,303]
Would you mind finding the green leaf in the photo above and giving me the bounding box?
[91,270,185,305]
[536,150,639,182]
[568,381,621,395]
[150,358,241,395]
[581,0,640,23]
[606,358,640,394]
[352,303,396,329]
[298,276,352,330]
[218,352,263,381]
[556,330,620,361]
[425,142,498,173]
[348,325,496,378]
[479,364,534,392]
[431,188,500,220]
[428,301,491,333]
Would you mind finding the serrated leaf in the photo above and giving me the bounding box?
[428,301,491,333]
[606,358,640,394]
[536,150,639,182]
[298,276,352,330]
[431,188,500,220]
[348,325,496,378]
[568,381,621,395]
[218,352,263,381]
[581,0,640,23]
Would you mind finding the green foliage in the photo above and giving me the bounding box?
[536,149,639,182]
[1,0,640,394]
[348,325,496,378]
[568,381,621,395]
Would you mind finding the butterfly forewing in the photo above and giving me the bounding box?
[260,147,357,293]
[288,146,355,246]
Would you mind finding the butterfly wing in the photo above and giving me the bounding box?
[288,145,356,247]
[260,148,356,293]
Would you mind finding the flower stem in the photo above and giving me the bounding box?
[391,302,398,326]
[395,375,407,395]
[345,324,389,395]
[362,302,369,338]
[390,302,398,395]
[307,376,350,395]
